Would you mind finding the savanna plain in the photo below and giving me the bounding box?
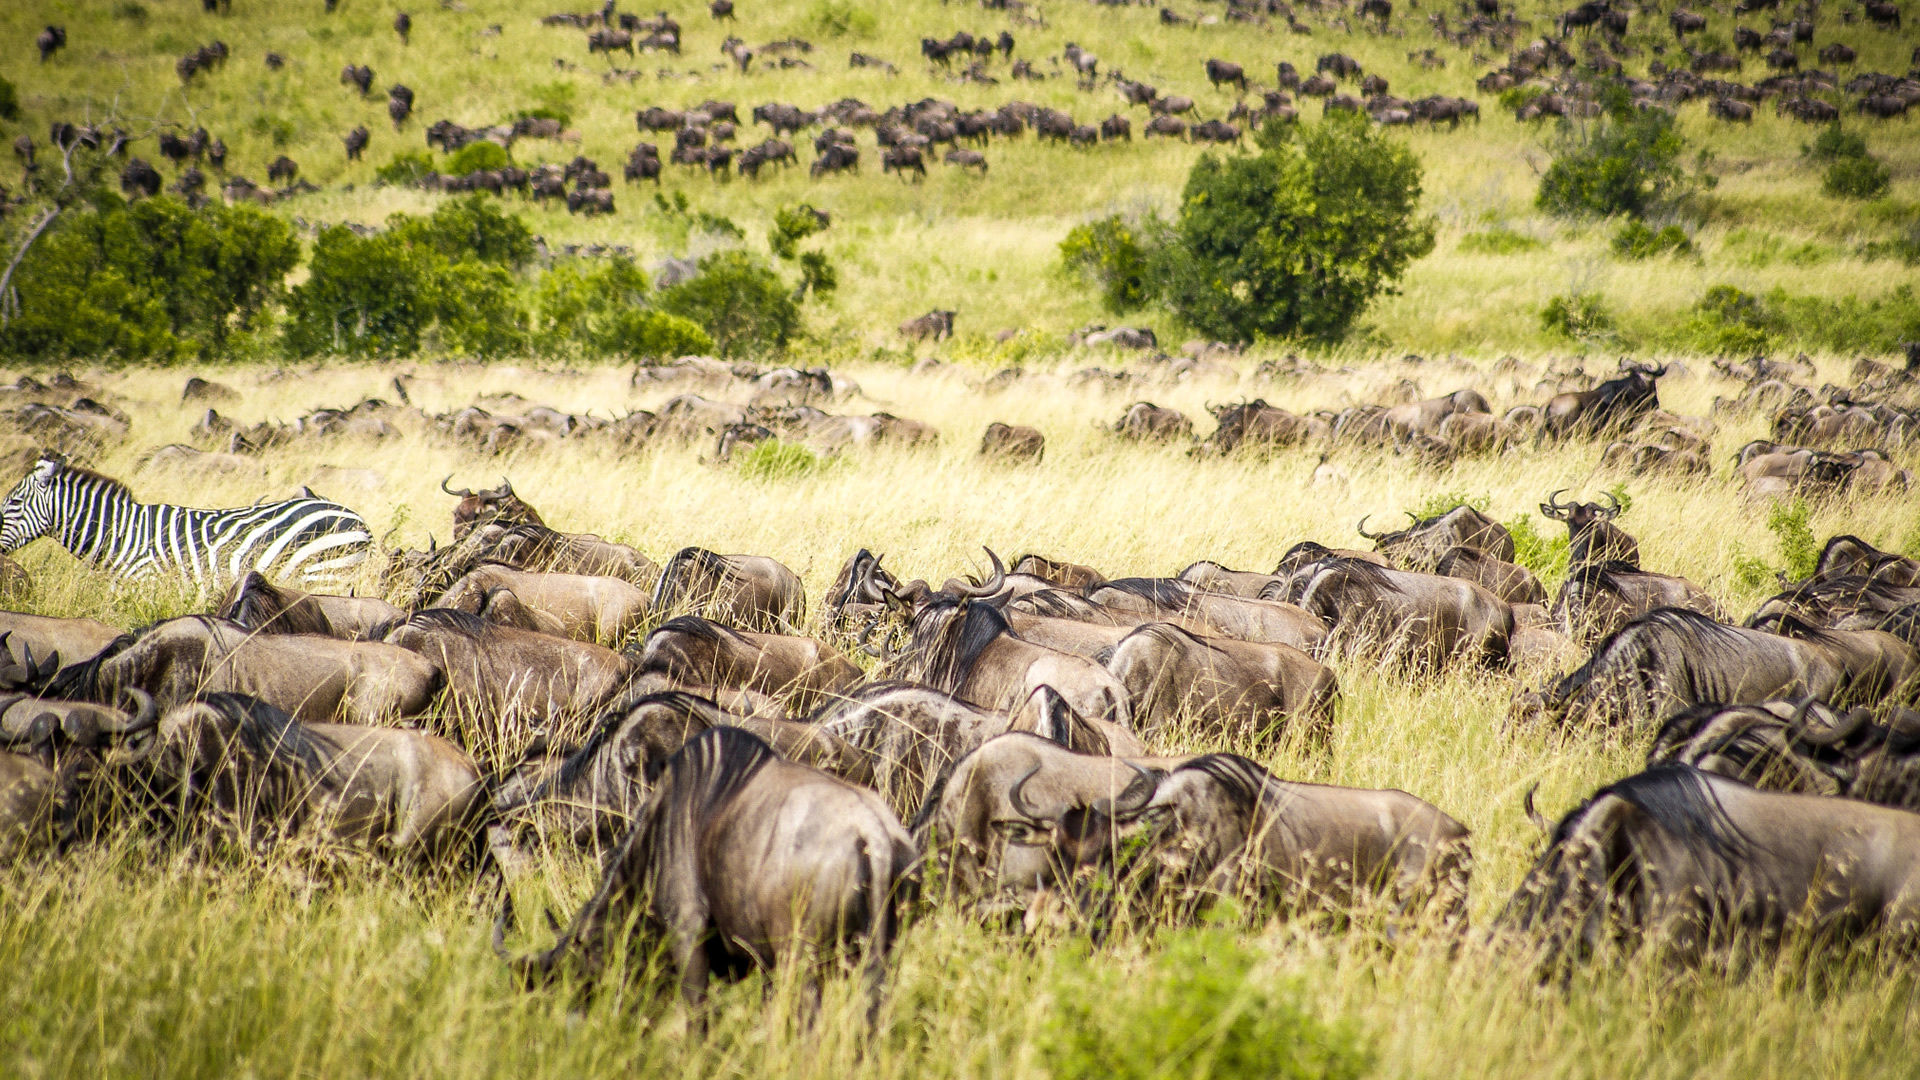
[2,0,1920,1076]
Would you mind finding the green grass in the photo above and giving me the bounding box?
[1,0,1915,356]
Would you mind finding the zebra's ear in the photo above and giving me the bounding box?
[31,455,61,480]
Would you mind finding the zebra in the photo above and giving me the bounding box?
[0,455,373,587]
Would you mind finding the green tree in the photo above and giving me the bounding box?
[1537,99,1689,219]
[390,195,534,268]
[284,226,434,358]
[1156,115,1435,342]
[533,257,712,359]
[658,250,800,357]
[1059,215,1156,313]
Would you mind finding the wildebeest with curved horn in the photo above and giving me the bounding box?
[495,727,916,1019]
[442,476,546,539]
[1540,490,1639,566]
[218,570,402,640]
[384,522,659,607]
[1501,765,1920,967]
[1102,622,1338,748]
[1288,557,1513,671]
[633,615,862,711]
[1538,362,1666,442]
[0,611,120,669]
[651,547,806,632]
[108,692,491,865]
[1356,504,1514,572]
[1648,698,1920,810]
[899,590,1134,728]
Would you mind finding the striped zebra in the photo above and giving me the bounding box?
[0,455,373,587]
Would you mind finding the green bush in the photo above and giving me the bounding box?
[658,250,801,357]
[534,258,713,359]
[768,204,829,260]
[1408,491,1491,520]
[374,151,436,187]
[1540,292,1616,339]
[1499,85,1547,115]
[1611,220,1694,259]
[1040,929,1370,1080]
[1458,228,1544,254]
[809,0,878,38]
[1660,283,1920,356]
[1156,114,1435,342]
[1508,514,1571,583]
[1823,156,1891,200]
[1859,214,1920,265]
[443,140,511,175]
[389,195,534,268]
[1803,126,1869,163]
[1667,284,1779,354]
[736,439,831,481]
[0,196,298,362]
[0,77,18,122]
[512,105,572,131]
[1059,214,1157,313]
[284,227,435,358]
[429,260,527,358]
[1537,103,1688,219]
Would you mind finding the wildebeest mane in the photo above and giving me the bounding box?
[1178,753,1269,815]
[1551,607,1750,705]
[1746,610,1845,645]
[1600,765,1757,863]
[218,573,331,636]
[1012,589,1102,619]
[43,614,231,701]
[650,546,734,610]
[654,614,749,646]
[909,599,1012,693]
[1275,540,1334,571]
[1322,555,1400,590]
[1098,578,1194,609]
[197,691,331,776]
[558,690,733,793]
[378,607,494,641]
[647,725,779,831]
[1563,559,1644,592]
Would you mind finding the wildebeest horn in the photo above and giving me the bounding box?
[1092,761,1158,818]
[856,616,894,660]
[1007,764,1045,820]
[1795,702,1869,747]
[1540,489,1571,519]
[499,478,515,498]
[950,547,1006,600]
[1356,515,1385,540]
[113,687,157,734]
[1648,364,1668,378]
[440,475,473,498]
[1522,783,1550,834]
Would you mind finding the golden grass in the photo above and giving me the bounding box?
[0,353,1917,1077]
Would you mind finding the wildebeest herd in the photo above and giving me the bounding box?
[1,351,1917,1013]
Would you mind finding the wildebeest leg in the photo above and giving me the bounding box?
[675,930,711,1010]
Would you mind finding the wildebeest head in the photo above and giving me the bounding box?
[1539,489,1639,566]
[1356,503,1514,570]
[443,476,545,539]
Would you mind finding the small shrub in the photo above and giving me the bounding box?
[443,140,511,175]
[390,195,535,268]
[1611,220,1694,259]
[1508,515,1571,583]
[1540,292,1616,338]
[429,260,527,358]
[527,80,577,124]
[533,257,709,359]
[1803,126,1869,163]
[796,250,837,298]
[1604,482,1634,515]
[1040,929,1371,1080]
[768,204,829,260]
[374,150,435,187]
[809,0,878,38]
[1499,85,1547,115]
[284,227,434,358]
[1823,156,1891,200]
[249,114,298,148]
[0,77,18,122]
[657,250,801,357]
[1458,228,1544,255]
[1768,498,1819,582]
[1537,102,1689,219]
[114,2,149,21]
[1059,214,1157,313]
[736,439,829,482]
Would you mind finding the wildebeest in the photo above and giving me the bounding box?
[497,727,916,1018]
[633,616,861,710]
[1102,622,1338,748]
[1515,608,1913,731]
[650,547,805,631]
[980,422,1044,462]
[1384,388,1491,440]
[388,85,415,129]
[1540,362,1665,441]
[0,612,119,670]
[1746,575,1920,630]
[344,126,370,161]
[120,158,161,198]
[1502,766,1920,967]
[112,693,489,865]
[882,145,926,179]
[387,522,659,607]
[266,156,298,184]
[1540,490,1639,566]
[1197,401,1319,456]
[1807,534,1920,586]
[37,25,66,63]
[1288,558,1513,670]
[1548,560,1721,644]
[1357,504,1515,572]
[1089,579,1328,654]
[1205,58,1248,91]
[943,148,987,173]
[1649,699,1920,810]
[1434,545,1546,606]
[47,615,442,726]
[1011,555,1107,592]
[436,565,651,645]
[340,63,374,95]
[895,588,1133,727]
[442,477,546,539]
[1112,402,1193,442]
[218,571,401,640]
[899,309,954,341]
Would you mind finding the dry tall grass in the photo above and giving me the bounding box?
[1,353,1916,1077]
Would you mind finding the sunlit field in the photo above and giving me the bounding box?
[0,351,1916,1078]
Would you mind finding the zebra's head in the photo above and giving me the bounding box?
[0,455,66,553]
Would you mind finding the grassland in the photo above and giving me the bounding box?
[2,0,1916,356]
[0,353,1917,1078]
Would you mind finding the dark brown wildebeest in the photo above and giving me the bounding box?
[1205,58,1248,90]
[394,12,412,43]
[1112,402,1193,443]
[1808,535,1920,585]
[37,25,66,63]
[376,609,632,759]
[1501,765,1920,967]
[1539,362,1665,441]
[1090,579,1328,653]
[1316,51,1362,79]
[1746,576,1920,630]
[1144,115,1188,139]
[650,547,805,631]
[1013,555,1107,591]
[897,591,1133,727]
[493,690,868,846]
[385,523,659,607]
[388,86,415,129]
[981,422,1044,462]
[1548,560,1720,644]
[1288,557,1513,670]
[1100,114,1131,141]
[1434,545,1546,606]
[47,616,441,726]
[1669,9,1706,35]
[340,63,374,95]
[1272,541,1389,577]
[442,477,546,539]
[496,727,916,1018]
[1540,490,1639,566]
[112,693,489,865]
[121,158,162,198]
[588,27,635,56]
[1513,608,1912,732]
[218,571,401,640]
[1648,699,1920,810]
[1103,622,1338,748]
[1384,388,1491,439]
[900,309,955,341]
[267,156,299,184]
[882,145,927,179]
[1197,401,1319,456]
[344,125,370,161]
[436,565,650,645]
[1356,504,1515,572]
[633,616,862,710]
[1176,561,1286,599]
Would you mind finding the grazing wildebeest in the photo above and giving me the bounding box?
[899,309,955,341]
[1205,58,1248,91]
[1090,579,1327,653]
[1384,388,1491,440]
[1112,402,1193,442]
[1540,490,1640,566]
[435,565,651,645]
[120,158,162,198]
[1548,560,1721,644]
[1539,362,1665,441]
[882,145,927,179]
[46,615,441,726]
[650,547,806,631]
[1197,401,1319,456]
[344,126,370,161]
[1012,555,1107,591]
[1746,576,1920,630]
[897,593,1134,728]
[266,156,299,184]
[218,571,401,640]
[1102,622,1338,748]
[1356,504,1515,571]
[340,63,374,95]
[1176,561,1287,599]
[633,616,862,710]
[496,727,916,1019]
[1501,766,1920,967]
[1514,608,1912,732]
[1808,535,1920,585]
[1288,558,1513,670]
[980,422,1044,462]
[37,25,66,63]
[112,693,489,865]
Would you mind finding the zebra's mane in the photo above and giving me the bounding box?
[47,461,132,498]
